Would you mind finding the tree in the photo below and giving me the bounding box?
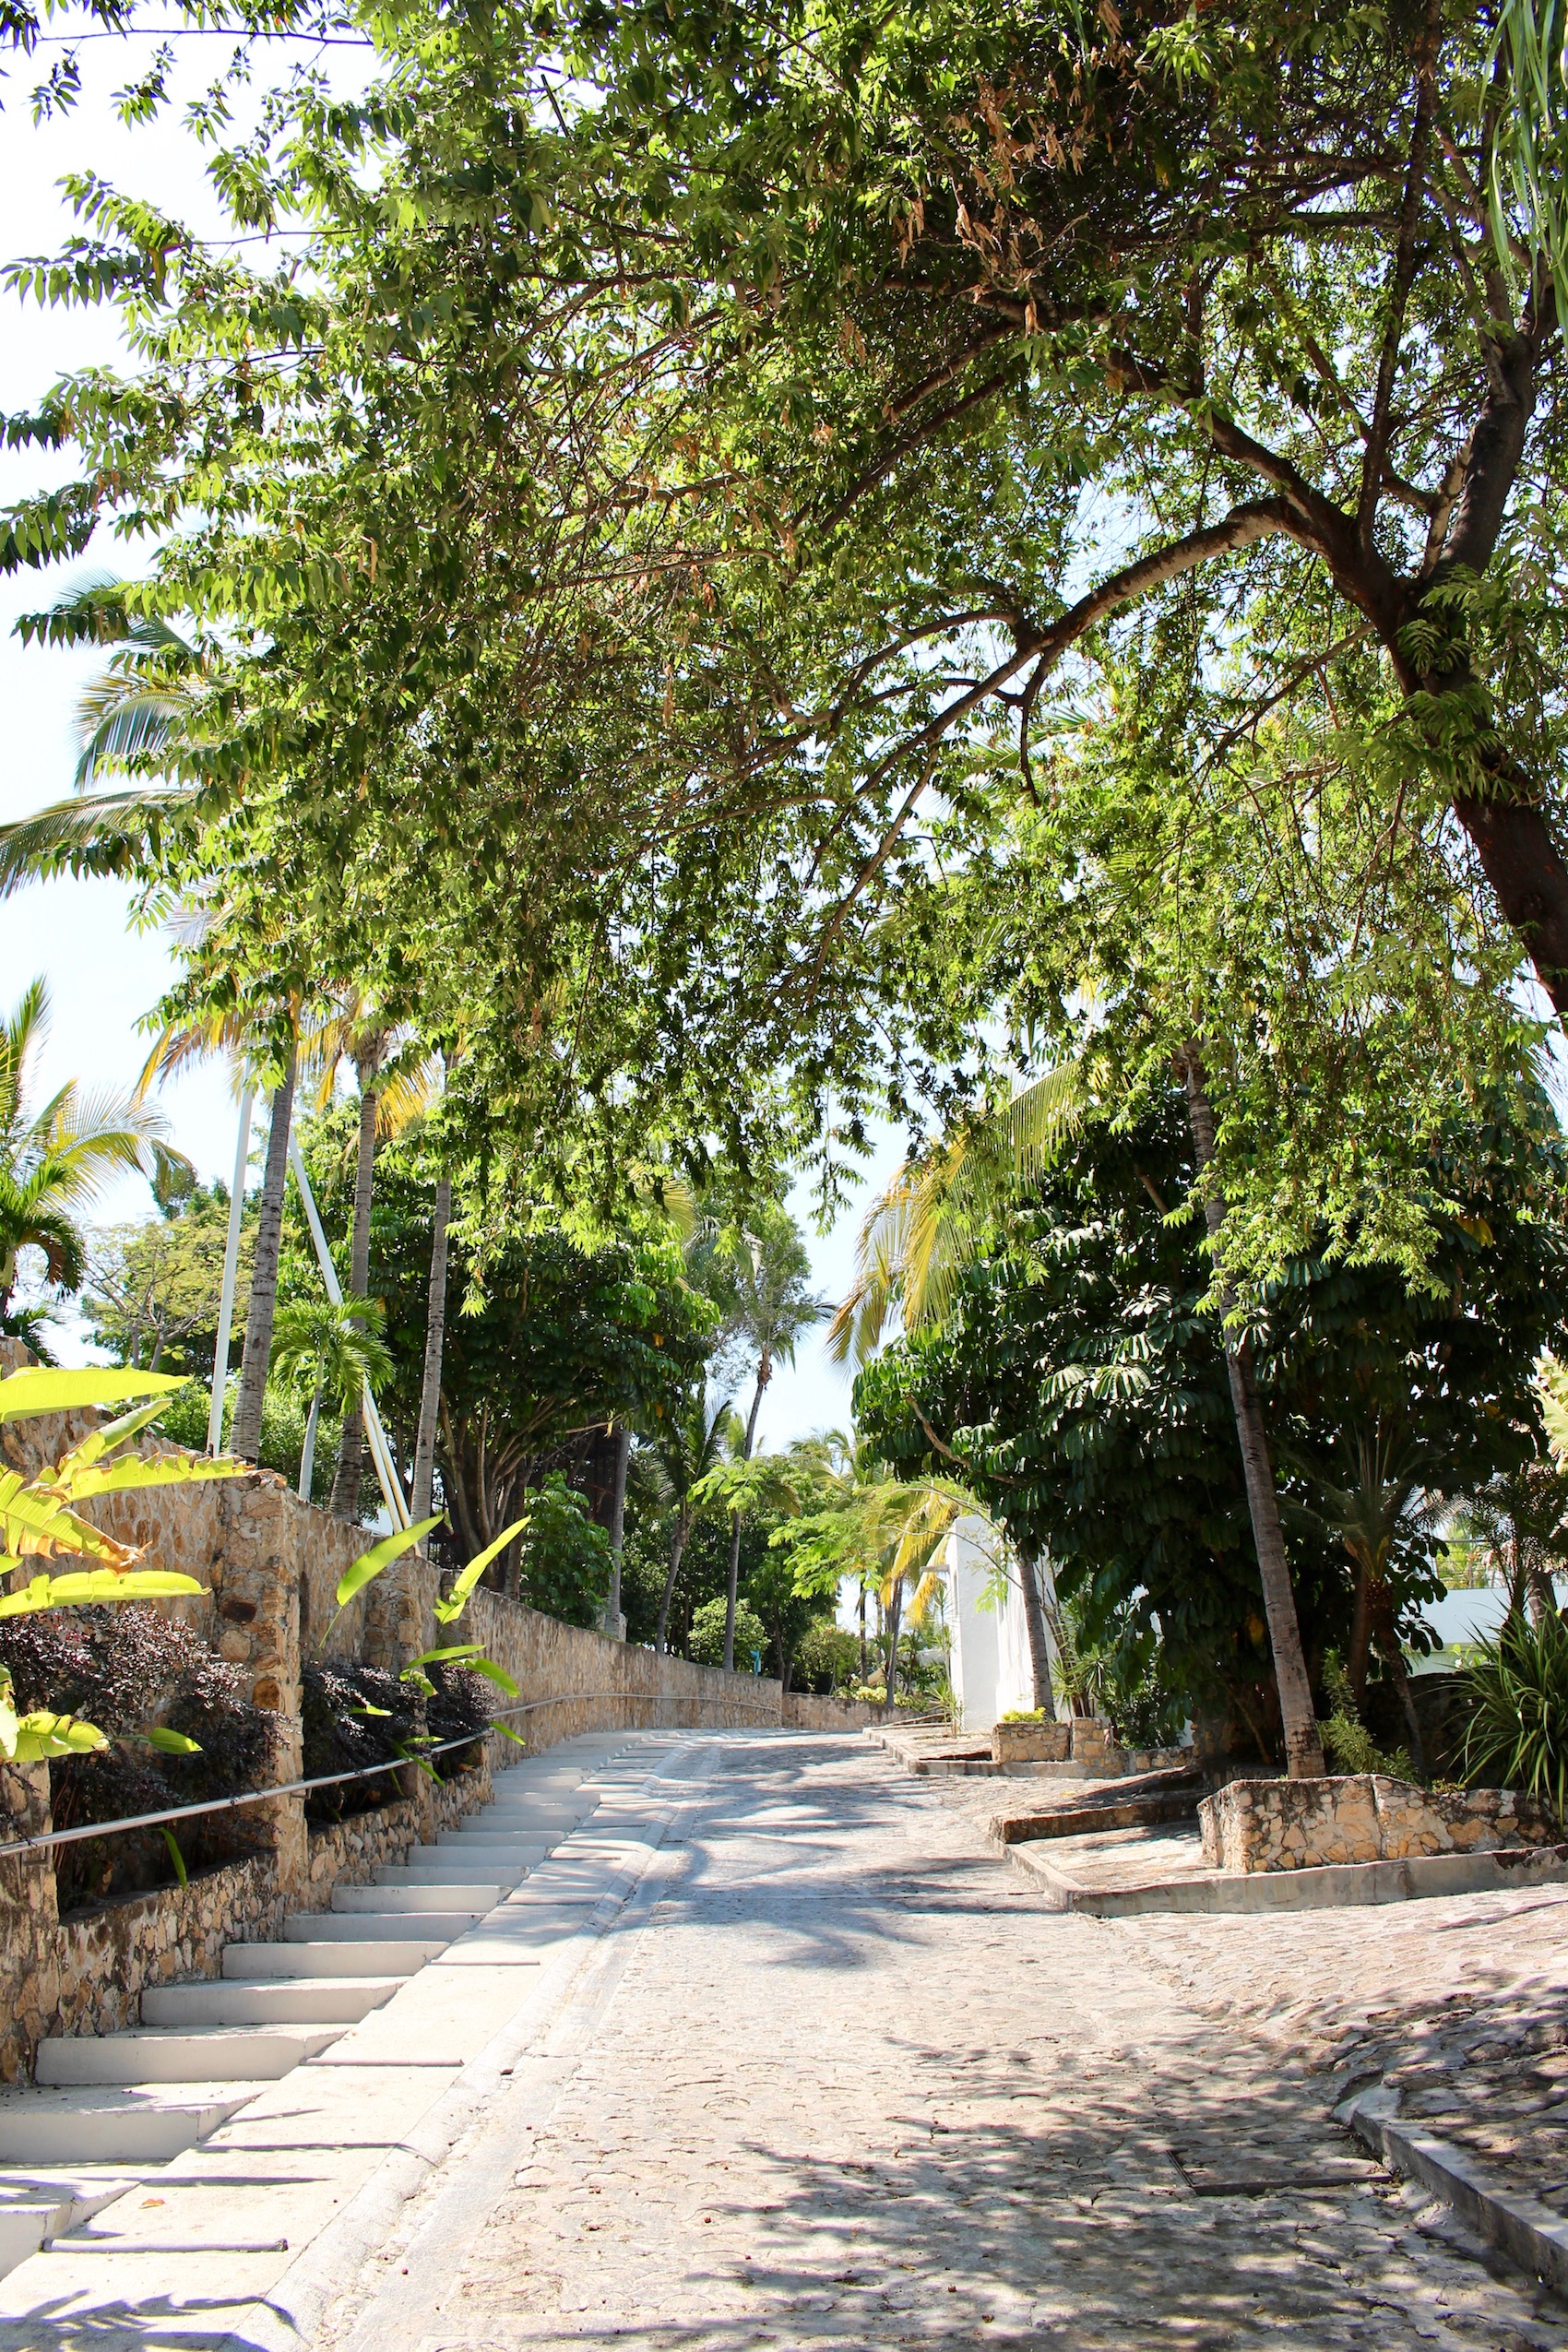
[696,1199,825,1670]
[647,1387,741,1655]
[855,1089,1568,1760]
[269,1293,392,1504]
[81,1183,251,1374]
[0,978,186,1336]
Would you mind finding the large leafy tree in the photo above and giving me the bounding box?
[855,1089,1568,1756]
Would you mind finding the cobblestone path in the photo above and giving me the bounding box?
[327,1734,1565,2350]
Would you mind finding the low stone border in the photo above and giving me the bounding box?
[1340,2085,1568,2298]
[1002,1830,1568,1915]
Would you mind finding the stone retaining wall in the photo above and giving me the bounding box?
[1200,1774,1561,1873]
[0,1344,871,2075]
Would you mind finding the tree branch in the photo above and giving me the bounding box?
[1358,0,1440,550]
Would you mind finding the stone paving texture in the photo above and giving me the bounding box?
[319,1733,1566,2349]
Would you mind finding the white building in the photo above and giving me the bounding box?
[942,1515,1046,1733]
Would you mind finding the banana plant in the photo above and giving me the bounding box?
[0,1363,249,1768]
[321,1514,527,1746]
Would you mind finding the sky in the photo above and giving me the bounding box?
[0,35,905,1447]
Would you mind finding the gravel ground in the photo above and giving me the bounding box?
[332,1733,1568,2349]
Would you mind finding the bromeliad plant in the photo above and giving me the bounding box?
[0,1363,243,1766]
[1464,1611,1568,1824]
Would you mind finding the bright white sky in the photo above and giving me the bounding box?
[0,35,900,1443]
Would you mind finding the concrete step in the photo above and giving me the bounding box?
[282,1911,478,1943]
[0,2086,258,2164]
[0,2168,139,2284]
[377,1863,529,1888]
[412,1838,551,1861]
[224,1941,436,1979]
[35,2025,343,2085]
[141,1978,400,2027]
[333,1883,499,1914]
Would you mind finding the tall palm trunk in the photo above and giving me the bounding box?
[723,1348,771,1672]
[329,1083,378,1519]
[883,1576,904,1715]
[1367,1579,1427,1777]
[1183,1061,1324,1779]
[604,1421,630,1635]
[298,1380,322,1502]
[1347,1564,1374,1706]
[410,1173,451,1550]
[1016,1541,1057,1716]
[232,1050,296,1464]
[655,1507,691,1655]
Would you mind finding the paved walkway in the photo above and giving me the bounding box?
[311,1733,1560,2350]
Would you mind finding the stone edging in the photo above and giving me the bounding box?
[1340,2085,1568,2298]
[1000,1833,1568,1915]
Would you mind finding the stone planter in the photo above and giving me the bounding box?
[1199,1774,1562,1874]
[992,1718,1071,1765]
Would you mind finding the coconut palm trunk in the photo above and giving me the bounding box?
[232,1050,296,1465]
[329,1082,379,1519]
[1016,1541,1057,1717]
[410,1173,451,1549]
[883,1575,904,1715]
[298,1380,323,1501]
[655,1506,692,1655]
[1183,1060,1324,1779]
[604,1421,630,1634]
[723,1348,771,1672]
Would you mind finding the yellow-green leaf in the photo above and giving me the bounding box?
[431,1517,527,1625]
[334,1515,444,1610]
[140,1725,202,1756]
[0,1369,189,1424]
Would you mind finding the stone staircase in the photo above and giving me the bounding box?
[0,1735,669,2276]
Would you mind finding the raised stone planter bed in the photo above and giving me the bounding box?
[1199,1774,1560,1874]
[991,1719,1070,1765]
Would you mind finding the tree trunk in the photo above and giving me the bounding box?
[232,1050,296,1464]
[298,1380,322,1502]
[723,1349,771,1673]
[883,1576,904,1714]
[329,1084,379,1520]
[858,1579,868,1681]
[1347,1563,1373,1706]
[1369,1582,1427,1778]
[655,1512,689,1655]
[1015,1540,1057,1716]
[603,1421,630,1635]
[1183,1061,1325,1779]
[410,1173,451,1550]
[1526,1562,1560,1625]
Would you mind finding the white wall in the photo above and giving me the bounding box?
[944,1517,1039,1733]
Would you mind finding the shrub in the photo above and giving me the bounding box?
[302,1657,494,1823]
[687,1598,768,1669]
[792,1621,861,1693]
[0,1606,279,1910]
[1463,1612,1568,1821]
[158,1378,345,1508]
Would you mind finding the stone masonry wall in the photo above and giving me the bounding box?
[0,1344,869,2074]
[1200,1773,1562,1873]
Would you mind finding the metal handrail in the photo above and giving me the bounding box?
[0,1687,785,1863]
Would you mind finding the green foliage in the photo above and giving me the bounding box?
[157,1376,343,1506]
[510,1474,612,1630]
[792,1620,861,1694]
[1318,1652,1414,1780]
[688,1598,767,1670]
[81,1182,250,1376]
[856,1092,1568,1750]
[1464,1613,1568,1821]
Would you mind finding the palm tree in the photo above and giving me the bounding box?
[1289,1414,1443,1776]
[141,1009,299,1467]
[270,1294,393,1503]
[0,977,188,1333]
[826,1071,1080,1716]
[0,576,207,902]
[648,1384,742,1655]
[307,992,435,1519]
[699,1206,827,1671]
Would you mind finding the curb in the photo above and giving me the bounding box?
[1340,2087,1568,2297]
[1000,1835,1568,1916]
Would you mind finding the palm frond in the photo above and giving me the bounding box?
[1487,0,1568,322]
[0,787,200,904]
